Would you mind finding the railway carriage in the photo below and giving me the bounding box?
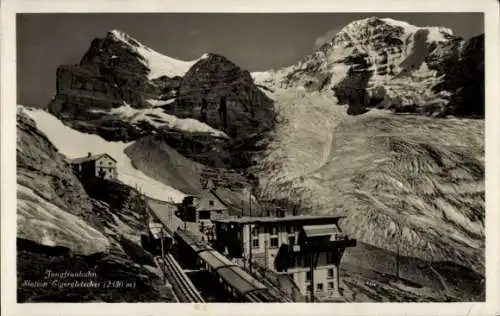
[174,228,278,302]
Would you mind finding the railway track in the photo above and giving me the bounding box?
[156,254,205,303]
[258,277,293,302]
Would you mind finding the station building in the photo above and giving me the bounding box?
[212,215,356,300]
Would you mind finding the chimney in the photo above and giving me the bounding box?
[87,152,92,158]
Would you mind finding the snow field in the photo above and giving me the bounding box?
[20,105,186,203]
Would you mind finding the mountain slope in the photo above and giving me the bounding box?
[124,135,205,195]
[17,109,107,253]
[20,105,185,203]
[17,108,175,302]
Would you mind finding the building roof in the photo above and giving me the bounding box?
[70,153,117,164]
[148,222,170,239]
[302,224,340,238]
[212,215,345,225]
[194,189,228,211]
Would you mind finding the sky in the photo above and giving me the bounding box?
[17,13,484,106]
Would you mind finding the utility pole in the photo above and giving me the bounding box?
[160,230,165,258]
[249,223,253,274]
[249,192,252,273]
[264,239,269,269]
[160,228,166,283]
[184,202,187,231]
[309,251,315,303]
[396,240,400,281]
[392,231,400,282]
[249,191,252,218]
[169,205,172,227]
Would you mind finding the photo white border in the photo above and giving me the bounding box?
[2,0,499,315]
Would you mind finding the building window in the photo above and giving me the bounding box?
[287,225,295,234]
[252,239,259,249]
[209,200,214,206]
[108,162,112,166]
[270,226,278,236]
[270,237,278,248]
[306,284,312,292]
[306,271,311,281]
[328,282,334,290]
[252,226,259,237]
[317,283,323,291]
[199,211,210,220]
[100,161,103,165]
[288,236,295,245]
[328,268,334,279]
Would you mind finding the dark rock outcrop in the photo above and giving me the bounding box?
[426,34,484,117]
[47,32,163,140]
[51,31,160,114]
[174,53,276,139]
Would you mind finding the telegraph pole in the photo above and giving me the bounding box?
[249,190,252,218]
[160,230,165,258]
[184,213,187,230]
[184,202,187,231]
[264,240,269,269]
[309,251,315,303]
[396,241,400,281]
[249,193,253,273]
[249,224,253,274]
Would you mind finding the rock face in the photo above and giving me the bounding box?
[425,34,484,116]
[47,31,275,143]
[259,17,484,117]
[16,110,104,249]
[174,53,275,139]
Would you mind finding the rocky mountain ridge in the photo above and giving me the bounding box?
[254,17,484,117]
[48,30,275,144]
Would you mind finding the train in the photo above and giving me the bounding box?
[141,222,172,256]
[174,228,281,302]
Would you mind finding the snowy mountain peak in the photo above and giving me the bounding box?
[106,29,205,79]
[107,29,144,48]
[329,16,454,51]
[253,16,483,118]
